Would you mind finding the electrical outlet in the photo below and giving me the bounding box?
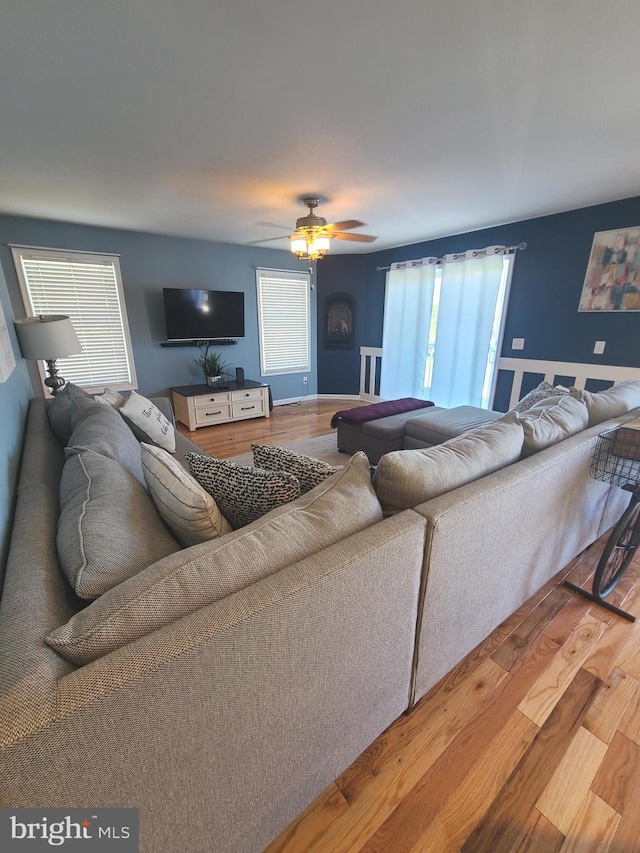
[303,376,308,385]
[512,338,525,351]
[594,340,606,355]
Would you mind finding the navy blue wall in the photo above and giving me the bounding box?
[0,215,317,402]
[317,195,640,409]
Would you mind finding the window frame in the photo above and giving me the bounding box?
[256,268,311,377]
[11,245,137,395]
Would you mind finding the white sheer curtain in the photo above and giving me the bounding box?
[379,259,437,399]
[380,246,512,406]
[429,248,505,408]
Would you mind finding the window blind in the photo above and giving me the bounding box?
[12,247,137,391]
[256,269,311,375]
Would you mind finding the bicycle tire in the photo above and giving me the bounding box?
[593,498,640,598]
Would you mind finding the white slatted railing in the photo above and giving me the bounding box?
[359,346,383,401]
[497,357,640,409]
[359,348,640,408]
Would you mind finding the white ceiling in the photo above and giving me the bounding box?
[1,0,640,254]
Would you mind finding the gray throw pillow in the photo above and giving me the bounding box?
[186,453,301,529]
[47,383,93,445]
[68,395,147,486]
[251,444,342,494]
[46,452,381,664]
[57,447,181,599]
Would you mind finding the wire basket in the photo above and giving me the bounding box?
[591,428,640,488]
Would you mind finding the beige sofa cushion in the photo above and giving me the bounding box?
[141,443,232,546]
[517,395,589,457]
[372,413,524,514]
[47,452,381,664]
[57,448,181,599]
[571,379,640,427]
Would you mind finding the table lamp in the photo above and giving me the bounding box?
[14,315,82,395]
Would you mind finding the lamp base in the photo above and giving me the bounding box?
[44,359,67,396]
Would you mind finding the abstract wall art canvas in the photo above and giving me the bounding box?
[579,225,640,311]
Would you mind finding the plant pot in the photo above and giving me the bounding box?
[206,375,223,387]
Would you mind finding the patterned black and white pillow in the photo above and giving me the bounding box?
[251,444,342,494]
[185,452,301,529]
[509,381,568,414]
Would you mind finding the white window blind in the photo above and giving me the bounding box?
[12,247,137,392]
[256,269,311,375]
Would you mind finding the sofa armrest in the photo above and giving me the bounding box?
[1,511,426,853]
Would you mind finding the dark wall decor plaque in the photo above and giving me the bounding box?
[324,293,355,350]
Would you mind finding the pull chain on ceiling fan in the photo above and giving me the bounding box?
[250,196,378,260]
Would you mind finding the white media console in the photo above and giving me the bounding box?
[170,380,270,431]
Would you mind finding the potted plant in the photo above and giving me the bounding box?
[194,343,229,386]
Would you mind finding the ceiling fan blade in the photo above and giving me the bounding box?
[256,220,292,231]
[325,219,366,232]
[333,232,378,243]
[246,235,289,245]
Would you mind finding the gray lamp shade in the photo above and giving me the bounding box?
[14,315,82,360]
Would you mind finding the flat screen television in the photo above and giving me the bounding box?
[163,288,245,340]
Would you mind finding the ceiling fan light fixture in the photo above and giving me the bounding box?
[290,230,330,261]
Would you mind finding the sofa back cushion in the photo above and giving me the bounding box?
[572,379,640,427]
[47,383,93,444]
[517,395,589,457]
[57,448,181,599]
[372,413,524,514]
[46,452,382,664]
[68,395,147,485]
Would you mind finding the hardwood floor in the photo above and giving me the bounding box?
[264,544,640,852]
[175,397,365,458]
[183,400,640,851]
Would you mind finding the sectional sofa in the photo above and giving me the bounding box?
[2,379,640,852]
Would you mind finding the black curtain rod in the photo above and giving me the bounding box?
[375,242,527,272]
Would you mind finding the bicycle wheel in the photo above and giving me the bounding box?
[593,498,640,598]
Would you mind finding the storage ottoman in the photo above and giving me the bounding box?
[337,408,445,464]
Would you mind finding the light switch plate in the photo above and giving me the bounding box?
[594,340,606,355]
[512,338,525,350]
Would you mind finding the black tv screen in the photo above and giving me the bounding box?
[163,288,245,340]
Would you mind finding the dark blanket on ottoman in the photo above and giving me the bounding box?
[331,398,434,429]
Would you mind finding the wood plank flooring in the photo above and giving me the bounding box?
[183,399,640,852]
[175,397,364,458]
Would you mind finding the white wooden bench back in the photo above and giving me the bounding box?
[497,358,640,410]
[359,347,640,408]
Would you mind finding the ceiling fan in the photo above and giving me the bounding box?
[250,196,377,261]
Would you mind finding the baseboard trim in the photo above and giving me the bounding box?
[273,394,318,406]
[272,394,362,406]
[316,394,361,400]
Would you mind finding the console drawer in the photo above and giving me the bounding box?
[232,398,265,419]
[193,391,231,409]
[194,403,233,425]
